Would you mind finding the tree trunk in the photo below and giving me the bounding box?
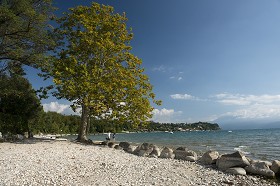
[86,113,91,135]
[77,104,89,142]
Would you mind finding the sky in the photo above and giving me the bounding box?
[26,0,280,129]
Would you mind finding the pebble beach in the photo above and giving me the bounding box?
[0,140,278,186]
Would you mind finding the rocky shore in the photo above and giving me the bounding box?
[0,140,279,186]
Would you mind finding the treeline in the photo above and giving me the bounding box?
[0,109,221,135]
[145,121,221,132]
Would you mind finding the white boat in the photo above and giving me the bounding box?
[228,131,232,133]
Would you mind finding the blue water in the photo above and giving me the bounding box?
[67,128,280,161]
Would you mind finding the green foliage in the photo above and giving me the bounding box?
[0,74,42,134]
[49,3,161,141]
[0,0,57,72]
[29,111,80,134]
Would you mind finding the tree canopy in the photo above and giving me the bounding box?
[0,0,57,73]
[50,3,161,141]
[0,73,42,135]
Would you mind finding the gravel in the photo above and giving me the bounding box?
[0,141,278,186]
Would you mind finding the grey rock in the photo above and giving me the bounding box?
[148,154,158,158]
[114,145,122,150]
[174,148,197,162]
[101,141,109,146]
[271,160,280,176]
[119,142,130,150]
[134,143,160,157]
[138,149,151,157]
[149,147,161,157]
[216,151,250,171]
[225,167,246,175]
[126,145,136,154]
[250,160,272,167]
[132,145,141,155]
[185,156,197,162]
[159,147,175,159]
[200,150,219,165]
[245,161,275,178]
[108,142,115,148]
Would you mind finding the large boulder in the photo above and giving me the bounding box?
[245,161,275,178]
[216,151,250,171]
[271,160,280,176]
[126,145,137,154]
[149,146,161,157]
[159,147,175,159]
[200,150,219,165]
[134,143,159,157]
[174,147,197,162]
[225,167,247,175]
[119,142,130,151]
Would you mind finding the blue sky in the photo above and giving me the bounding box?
[26,0,280,129]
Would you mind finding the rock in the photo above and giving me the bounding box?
[108,142,115,148]
[101,141,109,146]
[16,134,24,140]
[185,156,197,162]
[126,145,136,154]
[149,146,161,157]
[86,139,93,145]
[225,167,246,175]
[119,142,130,150]
[216,151,250,171]
[149,154,158,158]
[114,145,122,150]
[132,145,141,155]
[134,143,159,157]
[250,160,272,167]
[245,161,275,178]
[159,147,175,159]
[174,147,197,162]
[200,150,219,165]
[271,160,280,176]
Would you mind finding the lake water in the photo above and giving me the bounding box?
[67,128,280,161]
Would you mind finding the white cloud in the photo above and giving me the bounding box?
[213,93,280,106]
[152,108,182,123]
[152,65,166,72]
[178,77,183,81]
[43,102,69,113]
[170,94,195,100]
[223,104,280,119]
[211,93,280,121]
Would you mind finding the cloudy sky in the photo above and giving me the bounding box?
[27,0,280,129]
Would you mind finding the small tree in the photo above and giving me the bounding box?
[50,3,161,142]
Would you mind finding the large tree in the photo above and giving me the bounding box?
[50,3,161,142]
[0,0,57,73]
